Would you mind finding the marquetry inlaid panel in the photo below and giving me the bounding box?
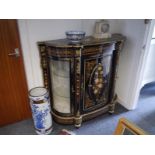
[83,58,108,110]
[83,53,113,111]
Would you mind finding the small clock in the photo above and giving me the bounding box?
[101,20,110,33]
[93,20,111,39]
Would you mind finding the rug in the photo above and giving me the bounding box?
[58,129,76,135]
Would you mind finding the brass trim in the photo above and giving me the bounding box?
[52,111,74,120]
[74,115,82,128]
[82,104,109,117]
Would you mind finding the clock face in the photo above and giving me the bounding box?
[101,23,109,33]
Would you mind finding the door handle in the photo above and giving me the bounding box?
[8,48,20,57]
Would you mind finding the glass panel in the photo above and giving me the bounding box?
[50,59,70,113]
[101,54,113,101]
[102,55,112,76]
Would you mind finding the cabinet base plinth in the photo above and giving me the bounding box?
[52,103,116,127]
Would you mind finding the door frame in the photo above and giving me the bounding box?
[128,19,155,109]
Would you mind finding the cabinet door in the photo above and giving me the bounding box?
[81,45,114,113]
[49,57,74,116]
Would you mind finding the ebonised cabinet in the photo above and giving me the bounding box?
[38,34,125,127]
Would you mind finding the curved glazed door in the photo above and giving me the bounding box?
[48,57,74,116]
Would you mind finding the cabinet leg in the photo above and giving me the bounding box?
[109,103,115,114]
[74,116,82,128]
[109,95,117,114]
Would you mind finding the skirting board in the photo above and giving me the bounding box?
[141,78,155,89]
[117,97,133,110]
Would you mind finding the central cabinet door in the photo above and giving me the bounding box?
[81,45,114,113]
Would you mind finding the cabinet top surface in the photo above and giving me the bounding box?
[38,34,125,48]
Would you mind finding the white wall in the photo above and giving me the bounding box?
[81,19,123,35]
[142,39,155,86]
[18,19,147,110]
[114,20,146,109]
[18,19,82,89]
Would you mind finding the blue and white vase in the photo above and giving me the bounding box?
[29,87,53,135]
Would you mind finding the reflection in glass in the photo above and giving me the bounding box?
[50,60,70,113]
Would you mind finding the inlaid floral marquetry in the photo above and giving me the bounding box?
[88,63,107,103]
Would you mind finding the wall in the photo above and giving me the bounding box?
[18,19,147,110]
[81,19,123,35]
[18,19,82,89]
[142,39,155,86]
[114,20,146,109]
